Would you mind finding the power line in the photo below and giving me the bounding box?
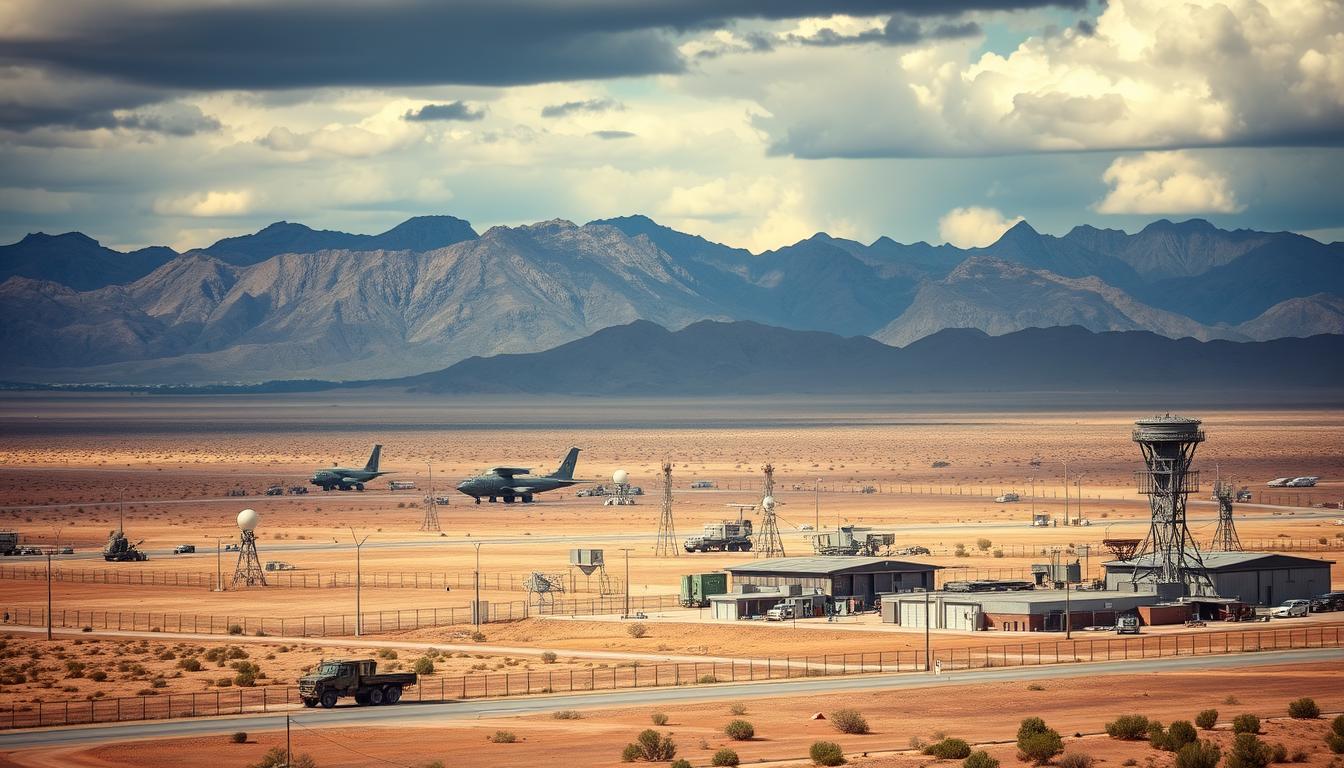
[289,717,419,768]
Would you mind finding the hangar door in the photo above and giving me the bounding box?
[942,603,977,630]
[900,601,929,628]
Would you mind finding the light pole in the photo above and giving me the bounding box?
[1074,473,1086,525]
[814,478,820,531]
[620,548,634,618]
[923,586,931,673]
[473,542,482,627]
[213,536,224,592]
[1065,575,1072,640]
[349,528,369,636]
[1062,460,1070,526]
[46,525,63,641]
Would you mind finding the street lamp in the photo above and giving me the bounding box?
[620,548,634,618]
[1062,459,1070,526]
[46,525,64,641]
[349,528,369,636]
[473,542,482,627]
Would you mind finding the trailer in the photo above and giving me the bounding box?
[680,572,728,607]
[0,532,18,556]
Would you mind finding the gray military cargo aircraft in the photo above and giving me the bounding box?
[310,445,389,491]
[456,447,589,504]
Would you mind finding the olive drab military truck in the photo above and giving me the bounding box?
[102,529,147,561]
[298,659,417,708]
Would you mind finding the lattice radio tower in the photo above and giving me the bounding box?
[1210,479,1243,551]
[1130,415,1213,597]
[421,463,442,532]
[754,463,785,558]
[232,508,267,587]
[654,460,678,557]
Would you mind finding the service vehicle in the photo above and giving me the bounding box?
[1271,599,1309,618]
[1266,477,1293,487]
[0,531,19,556]
[1309,592,1344,612]
[388,480,418,491]
[172,544,195,554]
[1235,488,1254,502]
[264,485,284,496]
[683,519,753,552]
[287,486,309,495]
[995,492,1020,503]
[1287,476,1320,487]
[265,561,296,571]
[298,658,416,708]
[58,546,73,555]
[1115,615,1140,634]
[764,604,794,621]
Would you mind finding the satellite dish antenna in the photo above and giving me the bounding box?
[613,469,629,485]
[762,495,776,511]
[237,508,259,531]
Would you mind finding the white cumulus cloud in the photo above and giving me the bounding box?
[1095,151,1244,214]
[153,189,255,217]
[938,206,1023,248]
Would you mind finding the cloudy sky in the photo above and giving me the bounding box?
[1,0,1341,252]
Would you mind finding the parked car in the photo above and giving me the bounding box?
[1271,599,1310,618]
[764,604,794,621]
[287,486,309,495]
[223,543,239,552]
[1309,592,1344,612]
[264,485,284,496]
[58,546,73,555]
[173,544,195,554]
[896,545,931,556]
[995,492,1020,503]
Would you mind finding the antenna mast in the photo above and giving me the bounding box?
[755,464,785,558]
[655,461,678,557]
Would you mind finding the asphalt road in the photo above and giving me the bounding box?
[2,647,1340,749]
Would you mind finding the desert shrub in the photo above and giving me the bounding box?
[178,658,202,672]
[232,661,260,687]
[711,748,740,767]
[1289,749,1308,763]
[249,748,316,768]
[470,632,486,642]
[627,623,648,638]
[730,702,747,715]
[622,744,642,762]
[1287,698,1320,719]
[541,651,558,664]
[1328,714,1344,753]
[1027,683,1045,691]
[1017,718,1063,766]
[489,731,517,744]
[88,670,107,682]
[1195,709,1218,730]
[64,660,86,678]
[216,677,233,687]
[964,751,1000,768]
[1057,752,1095,768]
[811,741,847,766]
[925,738,972,759]
[1226,734,1274,768]
[412,657,434,676]
[651,712,669,726]
[378,649,398,660]
[831,709,870,735]
[977,538,993,551]
[230,732,248,744]
[698,674,719,684]
[1233,714,1261,734]
[1270,743,1288,763]
[1106,715,1152,740]
[552,710,582,720]
[671,761,692,768]
[622,730,676,761]
[1175,740,1221,768]
[1153,721,1198,752]
[227,624,242,635]
[725,720,754,740]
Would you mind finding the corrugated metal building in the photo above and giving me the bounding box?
[708,585,828,621]
[883,590,1157,632]
[1103,552,1335,606]
[725,556,938,609]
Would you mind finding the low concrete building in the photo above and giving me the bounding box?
[708,585,827,621]
[1103,552,1335,606]
[725,556,938,610]
[883,589,1158,632]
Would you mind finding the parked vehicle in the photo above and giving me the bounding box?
[895,545,931,556]
[1235,488,1254,502]
[287,486,309,495]
[995,492,1020,503]
[265,561,296,571]
[224,543,239,552]
[1309,592,1344,612]
[765,604,794,621]
[0,531,19,556]
[173,544,195,554]
[264,485,284,496]
[388,480,418,491]
[226,489,249,497]
[683,519,753,552]
[679,572,728,607]
[1271,599,1310,618]
[690,481,716,489]
[298,659,416,708]
[58,546,73,555]
[1115,615,1140,634]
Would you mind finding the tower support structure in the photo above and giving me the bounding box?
[655,461,678,557]
[232,530,266,587]
[1210,480,1243,551]
[754,464,785,558]
[1130,414,1213,598]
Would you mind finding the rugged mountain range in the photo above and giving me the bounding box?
[401,320,1344,396]
[1,213,1340,384]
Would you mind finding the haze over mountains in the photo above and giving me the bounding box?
[1,214,1341,385]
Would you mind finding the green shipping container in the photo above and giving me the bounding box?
[680,572,728,607]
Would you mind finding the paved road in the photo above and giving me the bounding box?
[3,647,1339,749]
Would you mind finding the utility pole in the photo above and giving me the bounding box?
[1065,575,1072,640]
[286,713,292,768]
[923,587,931,673]
[349,528,369,636]
[1075,473,1085,526]
[473,542,482,627]
[815,478,820,531]
[1062,460,1069,526]
[213,536,224,592]
[620,548,634,618]
[46,550,53,641]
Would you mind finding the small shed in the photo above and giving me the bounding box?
[725,556,938,610]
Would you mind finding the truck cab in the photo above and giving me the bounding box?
[298,658,417,708]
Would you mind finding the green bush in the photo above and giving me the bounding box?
[1153,721,1198,752]
[811,741,846,766]
[711,748,740,767]
[671,761,692,768]
[1175,740,1221,768]
[249,748,316,768]
[230,732,248,744]
[1195,709,1218,730]
[1328,714,1344,753]
[729,702,747,715]
[1017,718,1063,766]
[1226,734,1273,768]
[489,731,517,744]
[1287,698,1319,719]
[622,744,643,762]
[552,710,582,720]
[724,720,754,740]
[412,657,434,676]
[178,657,202,672]
[541,651,558,664]
[1233,714,1261,734]
[1105,715,1152,740]
[964,751,1000,768]
[227,624,242,635]
[831,709,870,735]
[622,729,676,761]
[651,712,668,726]
[1270,743,1288,764]
[627,623,648,638]
[924,738,972,759]
[1057,753,1094,768]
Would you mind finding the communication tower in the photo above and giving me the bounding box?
[1130,415,1213,598]
[231,508,267,587]
[421,463,442,532]
[654,461,678,557]
[754,464,785,558]
[1209,479,1243,551]
[524,571,567,613]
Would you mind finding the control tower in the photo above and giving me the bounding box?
[1130,414,1213,598]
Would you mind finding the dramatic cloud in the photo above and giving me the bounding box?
[403,102,485,122]
[938,206,1024,247]
[153,189,256,217]
[788,15,981,46]
[1095,152,1244,215]
[591,130,636,140]
[541,98,623,118]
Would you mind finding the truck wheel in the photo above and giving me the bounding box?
[354,692,369,705]
[368,687,385,706]
[384,685,402,704]
[320,690,338,709]
[355,483,364,491]
[302,698,318,708]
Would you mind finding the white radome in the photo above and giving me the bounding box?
[762,495,775,510]
[237,508,259,531]
[613,469,629,485]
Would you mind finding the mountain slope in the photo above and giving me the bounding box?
[1235,293,1344,341]
[0,232,178,290]
[195,215,478,266]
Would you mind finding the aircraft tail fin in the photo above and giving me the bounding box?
[550,447,580,480]
[364,444,383,473]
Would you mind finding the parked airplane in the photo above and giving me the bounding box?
[456,447,589,504]
[309,445,388,491]
[1287,476,1320,487]
[1266,477,1294,487]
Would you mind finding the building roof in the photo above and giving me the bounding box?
[1104,551,1336,570]
[725,556,938,576]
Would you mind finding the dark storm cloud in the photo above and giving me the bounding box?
[1,97,219,135]
[0,0,1084,91]
[591,130,636,139]
[792,16,982,47]
[403,101,485,122]
[541,98,624,118]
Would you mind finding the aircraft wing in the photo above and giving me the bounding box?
[505,486,538,494]
[489,466,530,477]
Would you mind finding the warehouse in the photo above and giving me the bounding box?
[882,589,1158,632]
[1103,552,1335,606]
[708,585,827,621]
[725,556,938,610]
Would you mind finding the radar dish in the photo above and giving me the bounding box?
[237,508,259,531]
[613,469,629,485]
[762,495,776,511]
